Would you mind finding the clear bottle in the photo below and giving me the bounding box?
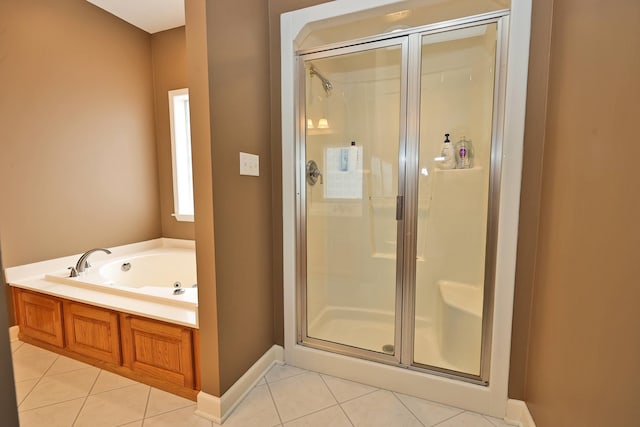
[436,133,456,170]
[455,137,474,169]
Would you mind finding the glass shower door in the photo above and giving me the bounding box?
[301,39,406,358]
[298,17,504,382]
[412,23,499,377]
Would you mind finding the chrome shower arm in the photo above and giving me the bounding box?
[310,65,333,96]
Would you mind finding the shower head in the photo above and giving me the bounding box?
[310,65,333,96]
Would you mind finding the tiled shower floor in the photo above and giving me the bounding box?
[10,339,515,427]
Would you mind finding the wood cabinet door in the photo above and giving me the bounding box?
[64,301,121,364]
[120,314,194,388]
[15,289,64,348]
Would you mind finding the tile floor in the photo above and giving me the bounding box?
[11,339,516,427]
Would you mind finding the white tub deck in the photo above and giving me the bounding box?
[4,238,198,328]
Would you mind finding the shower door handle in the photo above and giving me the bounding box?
[396,195,404,220]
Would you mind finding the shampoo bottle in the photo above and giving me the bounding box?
[437,133,456,170]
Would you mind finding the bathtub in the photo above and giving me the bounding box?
[44,247,197,308]
[6,239,198,329]
[97,250,196,289]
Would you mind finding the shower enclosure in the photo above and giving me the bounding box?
[296,12,506,382]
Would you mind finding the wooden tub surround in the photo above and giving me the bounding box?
[12,287,200,400]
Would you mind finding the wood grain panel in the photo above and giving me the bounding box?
[193,329,201,390]
[15,289,64,348]
[63,301,121,364]
[120,314,194,388]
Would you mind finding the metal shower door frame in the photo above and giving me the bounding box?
[295,36,410,367]
[294,11,510,385]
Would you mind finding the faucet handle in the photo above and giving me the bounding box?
[68,266,78,278]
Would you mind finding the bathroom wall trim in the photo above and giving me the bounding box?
[281,0,532,418]
[506,399,537,427]
[9,326,18,342]
[195,344,284,423]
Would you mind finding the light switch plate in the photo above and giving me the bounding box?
[240,152,259,176]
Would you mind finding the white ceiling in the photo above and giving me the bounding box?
[86,0,185,34]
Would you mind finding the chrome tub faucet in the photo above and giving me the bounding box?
[72,248,112,276]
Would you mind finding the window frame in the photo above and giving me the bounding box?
[168,88,194,222]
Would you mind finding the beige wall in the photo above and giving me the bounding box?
[186,0,278,396]
[0,0,161,268]
[184,0,220,396]
[205,0,275,395]
[514,0,640,425]
[508,0,554,399]
[151,26,195,240]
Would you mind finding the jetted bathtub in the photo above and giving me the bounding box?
[44,246,197,308]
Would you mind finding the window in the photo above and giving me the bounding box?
[168,88,194,222]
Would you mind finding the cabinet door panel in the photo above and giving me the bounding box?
[120,315,194,388]
[15,289,64,348]
[64,301,121,364]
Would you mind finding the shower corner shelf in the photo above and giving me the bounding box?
[434,166,483,173]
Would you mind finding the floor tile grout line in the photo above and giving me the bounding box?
[391,391,427,427]
[71,367,102,427]
[15,376,41,407]
[265,378,285,425]
[265,370,308,385]
[13,351,61,410]
[390,390,476,426]
[19,395,87,415]
[482,414,497,426]
[335,387,379,405]
[432,410,471,427]
[319,374,355,427]
[89,380,144,397]
[482,414,509,427]
[319,373,340,403]
[29,349,59,377]
[11,341,24,353]
[391,391,431,427]
[338,403,357,427]
[280,402,343,425]
[43,365,101,379]
[141,401,196,421]
[141,383,153,421]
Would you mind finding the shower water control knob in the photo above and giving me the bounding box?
[306,160,323,185]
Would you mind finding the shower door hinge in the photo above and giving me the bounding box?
[396,195,404,220]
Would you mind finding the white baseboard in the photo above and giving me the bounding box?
[195,345,284,424]
[506,399,536,427]
[9,326,19,342]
